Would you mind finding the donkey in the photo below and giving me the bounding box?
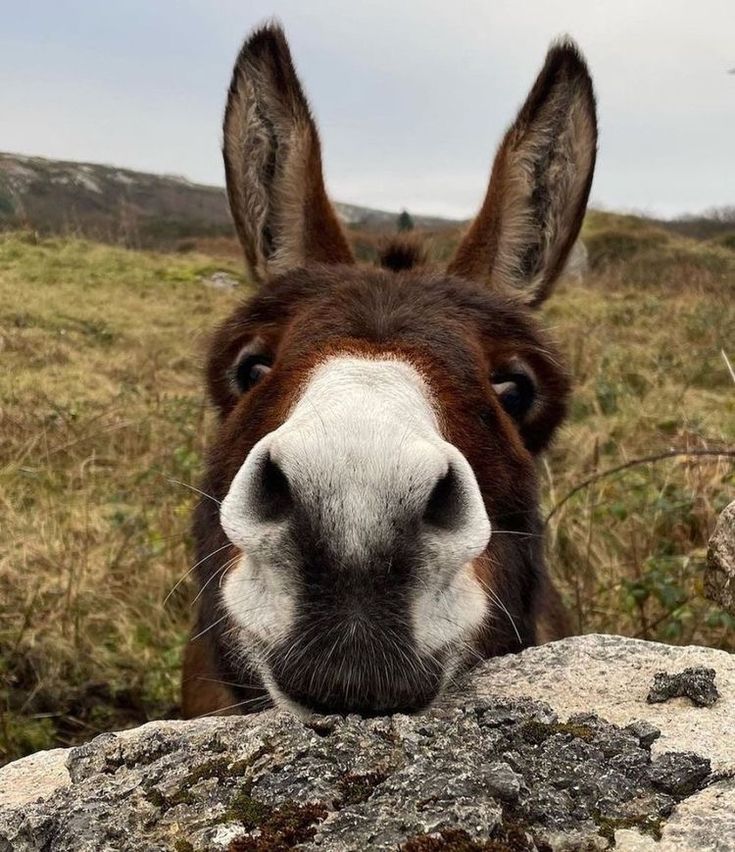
[182,23,597,718]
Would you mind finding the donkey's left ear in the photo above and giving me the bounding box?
[448,39,597,306]
[223,24,354,283]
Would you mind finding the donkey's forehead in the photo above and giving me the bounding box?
[243,266,544,348]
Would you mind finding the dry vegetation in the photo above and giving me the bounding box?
[1,217,733,765]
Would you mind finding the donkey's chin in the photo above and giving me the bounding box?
[253,632,448,718]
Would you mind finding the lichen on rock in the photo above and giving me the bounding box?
[647,667,719,708]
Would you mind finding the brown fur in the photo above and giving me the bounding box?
[181,24,595,718]
[182,636,240,717]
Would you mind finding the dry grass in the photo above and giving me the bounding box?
[0,233,241,761]
[1,222,733,765]
[544,278,734,645]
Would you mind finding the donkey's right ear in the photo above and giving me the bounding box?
[223,23,354,283]
[448,40,597,306]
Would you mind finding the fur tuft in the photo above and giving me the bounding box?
[378,238,428,272]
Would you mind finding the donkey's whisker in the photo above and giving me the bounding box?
[190,614,229,643]
[192,556,240,605]
[168,478,221,506]
[163,543,231,606]
[193,694,271,719]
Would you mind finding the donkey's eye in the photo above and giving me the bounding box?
[491,371,536,421]
[234,354,272,393]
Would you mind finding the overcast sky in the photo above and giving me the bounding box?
[2,0,733,218]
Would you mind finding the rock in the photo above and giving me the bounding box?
[0,635,732,852]
[647,667,719,707]
[562,239,589,281]
[614,827,659,851]
[483,760,522,802]
[625,720,662,749]
[706,500,735,614]
[656,777,735,851]
[450,634,735,773]
[202,271,240,290]
[0,749,70,809]
[647,752,712,797]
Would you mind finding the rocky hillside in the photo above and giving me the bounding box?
[0,153,459,247]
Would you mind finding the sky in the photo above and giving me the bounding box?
[2,0,733,219]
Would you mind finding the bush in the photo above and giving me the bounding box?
[586,227,669,269]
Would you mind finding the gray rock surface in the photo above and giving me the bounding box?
[0,635,732,852]
[0,749,70,809]
[706,500,735,614]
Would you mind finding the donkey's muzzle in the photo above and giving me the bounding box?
[218,358,491,714]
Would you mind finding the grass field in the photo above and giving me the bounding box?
[1,220,733,765]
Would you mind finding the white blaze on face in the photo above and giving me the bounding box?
[220,355,491,660]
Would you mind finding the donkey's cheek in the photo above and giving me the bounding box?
[220,552,296,646]
[411,562,488,656]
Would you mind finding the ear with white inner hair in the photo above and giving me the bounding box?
[223,23,354,283]
[448,39,597,306]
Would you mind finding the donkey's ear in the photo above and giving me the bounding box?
[448,39,597,306]
[223,23,354,282]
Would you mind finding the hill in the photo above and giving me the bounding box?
[0,152,459,248]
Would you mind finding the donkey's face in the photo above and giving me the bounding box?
[193,25,596,716]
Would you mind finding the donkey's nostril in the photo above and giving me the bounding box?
[257,453,292,521]
[423,466,464,531]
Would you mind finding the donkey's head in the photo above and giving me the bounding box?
[192,24,596,717]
